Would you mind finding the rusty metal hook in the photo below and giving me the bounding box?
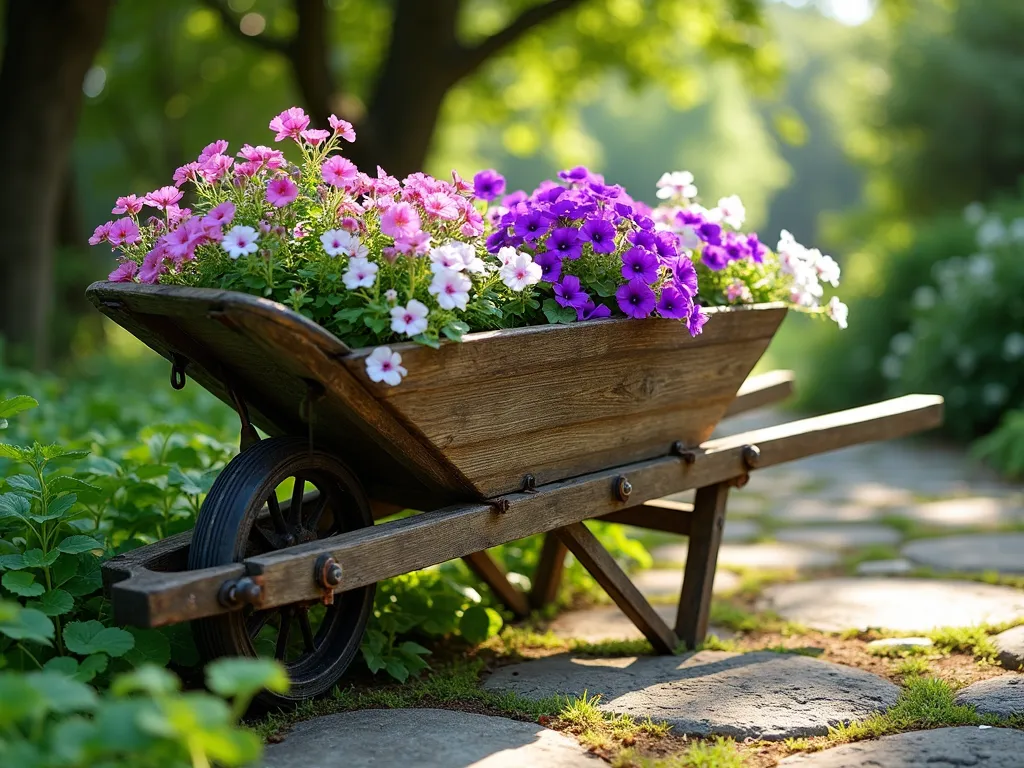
[170,355,188,390]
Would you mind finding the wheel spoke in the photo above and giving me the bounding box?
[297,608,316,653]
[247,609,274,637]
[288,477,306,526]
[251,523,278,552]
[267,494,289,534]
[275,607,294,660]
[304,489,329,532]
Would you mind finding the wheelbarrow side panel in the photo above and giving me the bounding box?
[86,282,475,509]
[344,305,788,498]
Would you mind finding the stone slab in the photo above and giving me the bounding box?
[855,558,913,576]
[770,500,886,524]
[483,651,899,740]
[903,533,1024,574]
[650,542,839,571]
[899,497,1024,529]
[995,625,1024,671]
[774,524,902,550]
[955,676,1024,718]
[261,708,601,768]
[632,568,740,601]
[760,578,1024,633]
[778,726,1024,767]
[546,605,733,644]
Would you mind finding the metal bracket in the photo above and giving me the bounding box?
[170,355,189,390]
[314,554,342,605]
[228,386,261,451]
[218,575,264,609]
[521,474,538,493]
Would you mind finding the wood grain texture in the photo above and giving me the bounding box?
[599,500,694,535]
[555,522,678,653]
[462,550,530,618]
[675,483,729,648]
[530,533,568,610]
[725,370,795,417]
[107,395,944,627]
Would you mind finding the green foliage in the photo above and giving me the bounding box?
[972,409,1024,480]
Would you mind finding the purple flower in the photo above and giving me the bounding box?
[534,182,566,204]
[656,285,692,320]
[558,166,592,184]
[502,190,528,208]
[687,303,709,336]
[616,279,657,319]
[723,231,748,262]
[697,221,722,246]
[551,198,586,219]
[577,299,613,322]
[701,245,729,271]
[746,233,767,263]
[514,209,552,241]
[554,275,590,309]
[546,226,583,260]
[534,251,563,283]
[473,169,506,201]
[672,255,699,297]
[621,247,660,283]
[587,182,623,200]
[628,230,657,251]
[653,231,678,260]
[486,229,512,253]
[580,217,617,254]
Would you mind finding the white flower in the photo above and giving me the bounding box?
[826,296,848,330]
[963,202,986,225]
[321,228,367,258]
[222,225,259,259]
[428,267,472,310]
[365,346,407,386]
[815,253,841,287]
[715,195,746,229]
[342,257,378,290]
[499,252,542,291]
[390,299,430,337]
[655,171,698,201]
[429,241,477,272]
[497,246,519,266]
[384,289,398,303]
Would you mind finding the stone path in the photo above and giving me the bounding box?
[903,533,1024,574]
[483,652,899,740]
[955,677,1024,718]
[777,727,1024,767]
[995,625,1024,671]
[261,709,601,767]
[760,578,1024,632]
[650,541,841,570]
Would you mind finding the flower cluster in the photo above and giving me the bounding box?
[89,107,845,386]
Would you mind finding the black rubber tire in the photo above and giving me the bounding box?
[188,437,375,710]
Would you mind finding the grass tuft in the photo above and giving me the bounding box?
[611,736,745,767]
[926,625,998,661]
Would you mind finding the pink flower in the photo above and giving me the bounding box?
[459,201,485,237]
[380,202,421,239]
[393,231,432,255]
[339,215,363,233]
[89,221,113,246]
[390,299,429,337]
[329,114,356,142]
[144,186,184,211]
[166,205,191,228]
[428,267,471,311]
[269,106,310,142]
[108,261,139,283]
[322,155,358,189]
[139,246,168,284]
[422,192,459,220]
[234,160,262,178]
[203,201,236,227]
[161,225,197,262]
[173,162,202,187]
[450,169,473,194]
[237,144,285,169]
[198,140,229,164]
[370,166,401,196]
[107,217,141,247]
[112,195,143,215]
[301,128,331,146]
[201,153,234,183]
[266,176,299,207]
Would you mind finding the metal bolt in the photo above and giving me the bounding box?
[671,441,684,455]
[315,555,343,588]
[218,576,263,608]
[742,444,761,469]
[615,476,632,502]
[522,474,538,493]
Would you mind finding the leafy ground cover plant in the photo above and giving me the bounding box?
[88,107,846,386]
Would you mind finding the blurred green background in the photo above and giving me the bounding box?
[1,0,1023,476]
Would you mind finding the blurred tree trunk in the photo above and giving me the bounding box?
[0,0,112,368]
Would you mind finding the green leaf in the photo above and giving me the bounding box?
[22,548,59,568]
[0,443,31,461]
[64,555,102,596]
[47,476,101,496]
[412,333,442,349]
[0,672,45,726]
[6,474,40,494]
[33,492,77,522]
[111,664,180,697]
[76,653,109,683]
[167,466,206,496]
[206,657,290,698]
[124,627,171,667]
[0,607,54,645]
[0,396,38,419]
[2,571,44,597]
[39,445,90,463]
[26,670,98,714]
[542,298,578,324]
[51,554,78,587]
[384,658,410,682]
[63,620,135,657]
[43,656,79,677]
[334,307,365,322]
[34,588,74,616]
[459,605,503,644]
[0,492,30,520]
[0,553,26,570]
[57,535,104,555]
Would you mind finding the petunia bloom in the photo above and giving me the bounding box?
[546,227,583,260]
[390,299,430,337]
[108,261,139,283]
[269,106,310,142]
[222,225,259,259]
[534,251,563,283]
[616,279,656,319]
[656,285,692,320]
[321,229,367,258]
[687,303,709,336]
[499,252,542,292]
[826,296,849,329]
[580,217,617,254]
[577,299,612,322]
[266,176,299,207]
[380,202,421,239]
[342,257,379,290]
[203,201,236,227]
[301,128,331,146]
[365,346,407,386]
[473,169,506,202]
[322,155,358,189]
[107,217,141,247]
[143,186,183,211]
[428,267,472,311]
[621,247,659,284]
[112,195,143,215]
[656,171,697,201]
[89,221,113,245]
[553,274,589,310]
[329,114,356,142]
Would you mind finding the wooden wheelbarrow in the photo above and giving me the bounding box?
[87,282,943,708]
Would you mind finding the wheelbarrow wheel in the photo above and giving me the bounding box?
[188,437,375,710]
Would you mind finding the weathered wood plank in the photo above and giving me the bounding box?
[554,522,678,653]
[462,551,530,618]
[725,370,795,417]
[109,394,943,627]
[530,534,568,610]
[675,483,729,648]
[599,500,694,535]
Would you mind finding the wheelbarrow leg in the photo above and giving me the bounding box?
[463,550,530,619]
[675,482,730,649]
[529,533,567,610]
[554,522,678,654]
